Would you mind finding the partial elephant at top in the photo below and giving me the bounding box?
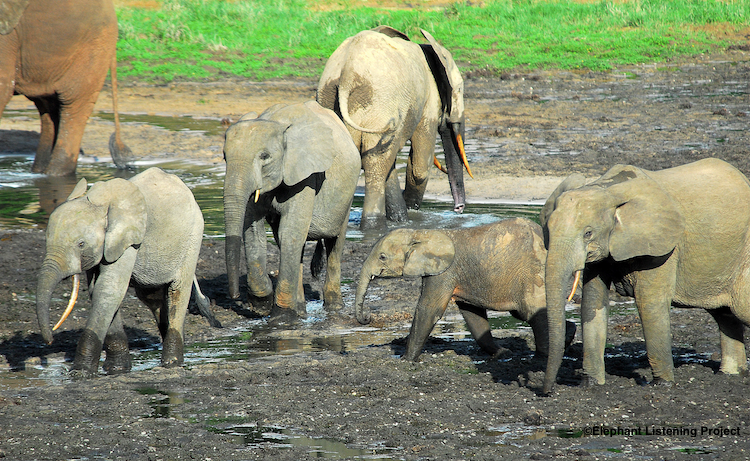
[317,25,472,229]
[0,0,132,176]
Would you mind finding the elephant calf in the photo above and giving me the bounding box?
[37,167,219,376]
[355,218,575,361]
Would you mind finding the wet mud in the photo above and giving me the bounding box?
[1,48,750,459]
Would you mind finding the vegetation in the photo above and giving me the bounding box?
[114,0,750,82]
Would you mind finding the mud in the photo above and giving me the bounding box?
[1,47,750,460]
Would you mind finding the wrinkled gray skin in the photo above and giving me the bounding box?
[223,101,360,325]
[36,167,218,377]
[356,218,575,361]
[317,26,468,229]
[0,0,131,176]
[541,158,750,394]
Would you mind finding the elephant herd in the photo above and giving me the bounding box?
[26,22,750,394]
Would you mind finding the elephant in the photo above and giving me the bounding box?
[541,158,750,394]
[223,101,361,325]
[36,167,220,376]
[317,25,472,229]
[0,0,132,176]
[355,218,575,361]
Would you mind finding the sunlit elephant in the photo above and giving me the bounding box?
[317,26,472,229]
[36,167,219,376]
[223,101,360,325]
[541,158,750,394]
[355,218,575,361]
[0,0,131,176]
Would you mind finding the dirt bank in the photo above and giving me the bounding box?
[1,47,750,459]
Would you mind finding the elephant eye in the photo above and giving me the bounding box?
[379,253,387,261]
[77,240,85,249]
[584,230,593,239]
[259,151,270,161]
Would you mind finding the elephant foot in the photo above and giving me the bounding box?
[249,293,274,317]
[72,329,103,376]
[323,291,344,312]
[580,373,604,388]
[103,330,132,375]
[648,376,674,388]
[161,328,184,368]
[268,305,300,327]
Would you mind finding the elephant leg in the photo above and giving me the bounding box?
[634,269,676,384]
[403,277,452,361]
[135,285,167,337]
[74,247,137,375]
[161,278,192,368]
[403,121,437,210]
[708,306,747,375]
[30,97,59,173]
[322,222,348,311]
[0,40,16,119]
[456,302,499,356]
[580,273,610,386]
[384,164,407,222]
[102,309,132,375]
[524,309,576,360]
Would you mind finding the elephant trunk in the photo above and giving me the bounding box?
[36,258,66,345]
[355,255,380,324]
[543,239,584,395]
[224,165,258,300]
[440,122,468,213]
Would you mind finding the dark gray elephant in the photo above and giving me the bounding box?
[36,167,218,376]
[317,26,471,229]
[0,0,131,176]
[355,218,575,361]
[541,158,750,394]
[223,101,360,325]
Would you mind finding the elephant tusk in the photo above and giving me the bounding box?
[567,270,581,303]
[456,134,473,179]
[254,189,260,203]
[433,156,448,174]
[53,274,80,331]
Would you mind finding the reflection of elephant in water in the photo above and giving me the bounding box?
[36,168,219,376]
[223,101,360,325]
[541,158,750,394]
[0,0,131,176]
[317,26,471,229]
[355,218,575,361]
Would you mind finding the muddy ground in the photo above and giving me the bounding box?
[1,46,750,460]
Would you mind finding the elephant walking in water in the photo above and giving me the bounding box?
[0,0,131,176]
[317,26,472,229]
[542,158,750,394]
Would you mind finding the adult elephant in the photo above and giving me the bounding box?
[355,218,575,362]
[36,168,219,376]
[541,158,750,394]
[223,101,360,325]
[0,0,132,176]
[317,26,471,229]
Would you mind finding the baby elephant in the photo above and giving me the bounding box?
[36,167,219,376]
[355,218,575,361]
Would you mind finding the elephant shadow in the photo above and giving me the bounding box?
[0,326,161,373]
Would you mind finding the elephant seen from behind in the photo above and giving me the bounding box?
[541,158,750,394]
[36,167,219,376]
[317,26,472,229]
[355,218,575,361]
[223,101,360,325]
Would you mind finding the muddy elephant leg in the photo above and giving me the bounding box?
[102,309,132,375]
[403,121,437,210]
[403,277,452,361]
[708,306,747,375]
[161,277,192,368]
[0,41,16,121]
[74,248,137,375]
[322,217,349,311]
[580,272,610,386]
[29,97,58,173]
[456,302,499,356]
[43,92,99,176]
[384,165,407,222]
[634,269,675,384]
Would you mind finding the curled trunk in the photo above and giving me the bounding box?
[354,258,378,324]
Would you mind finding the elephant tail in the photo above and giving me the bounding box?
[311,240,326,280]
[338,86,395,134]
[191,277,222,328]
[108,54,135,170]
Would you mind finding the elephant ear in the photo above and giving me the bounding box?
[372,25,410,40]
[540,173,588,228]
[403,230,455,277]
[0,0,30,35]
[87,178,147,263]
[67,178,89,201]
[420,29,463,122]
[606,178,685,261]
[282,114,336,186]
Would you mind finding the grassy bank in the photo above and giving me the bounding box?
[114,0,749,82]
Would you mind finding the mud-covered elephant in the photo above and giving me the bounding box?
[223,101,360,325]
[355,218,575,361]
[317,26,472,229]
[541,158,750,394]
[0,0,132,176]
[36,167,219,376]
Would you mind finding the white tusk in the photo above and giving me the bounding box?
[254,189,260,203]
[53,274,79,331]
[567,270,581,303]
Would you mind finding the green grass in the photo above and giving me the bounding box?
[115,0,749,83]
